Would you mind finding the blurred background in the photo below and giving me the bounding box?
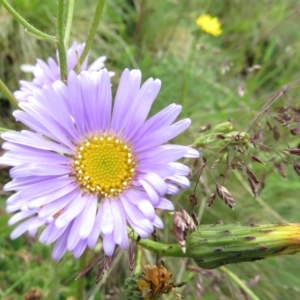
[1,0,300,299]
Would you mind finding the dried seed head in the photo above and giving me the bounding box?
[248,177,258,197]
[175,225,187,253]
[180,207,197,231]
[251,155,264,164]
[273,125,280,141]
[274,162,287,178]
[288,148,300,156]
[216,184,235,209]
[246,168,259,185]
[189,194,198,207]
[173,212,187,232]
[290,127,300,135]
[211,157,222,170]
[96,255,114,283]
[293,163,300,177]
[129,241,135,274]
[207,193,217,207]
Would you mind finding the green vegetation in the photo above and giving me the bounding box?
[1,0,300,299]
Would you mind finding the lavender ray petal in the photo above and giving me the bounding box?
[167,175,190,189]
[138,179,160,205]
[55,192,86,228]
[155,198,174,210]
[38,189,79,219]
[169,162,190,176]
[10,163,71,178]
[52,224,72,261]
[96,69,112,131]
[39,222,68,244]
[73,239,88,258]
[110,200,126,245]
[124,78,161,139]
[153,215,164,229]
[110,69,141,133]
[134,119,191,152]
[139,173,167,196]
[130,104,182,144]
[78,196,97,238]
[8,210,36,225]
[102,233,115,257]
[98,199,114,234]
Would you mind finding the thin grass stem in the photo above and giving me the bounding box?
[220,266,261,300]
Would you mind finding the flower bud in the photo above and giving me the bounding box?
[184,223,300,269]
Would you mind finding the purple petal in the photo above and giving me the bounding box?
[124,78,161,139]
[103,233,115,256]
[39,222,63,244]
[155,198,174,210]
[97,199,114,234]
[55,192,85,228]
[73,239,88,258]
[138,173,167,196]
[134,119,191,152]
[138,179,159,205]
[52,225,71,261]
[10,218,34,239]
[78,196,97,238]
[110,69,141,133]
[110,200,126,245]
[10,163,71,178]
[38,189,78,219]
[131,104,182,144]
[8,210,36,225]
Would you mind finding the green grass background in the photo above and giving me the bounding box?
[1,0,300,299]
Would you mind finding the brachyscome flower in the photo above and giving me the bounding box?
[14,42,110,102]
[196,14,222,37]
[0,69,199,261]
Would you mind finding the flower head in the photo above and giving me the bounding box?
[1,69,199,260]
[196,14,222,37]
[14,42,109,102]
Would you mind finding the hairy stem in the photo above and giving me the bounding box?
[0,79,18,108]
[64,0,75,48]
[75,0,106,71]
[56,0,68,81]
[0,0,56,41]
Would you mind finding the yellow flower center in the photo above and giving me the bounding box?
[72,134,136,197]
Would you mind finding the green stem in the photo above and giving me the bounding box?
[127,228,184,257]
[77,250,87,299]
[135,246,143,274]
[0,127,10,134]
[0,0,56,41]
[0,79,19,108]
[56,0,68,81]
[64,0,75,48]
[220,266,261,300]
[75,0,106,71]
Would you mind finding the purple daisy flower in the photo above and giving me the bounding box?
[14,42,109,102]
[0,69,199,261]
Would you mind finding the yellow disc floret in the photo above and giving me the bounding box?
[72,134,136,197]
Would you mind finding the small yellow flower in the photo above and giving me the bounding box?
[196,14,222,36]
